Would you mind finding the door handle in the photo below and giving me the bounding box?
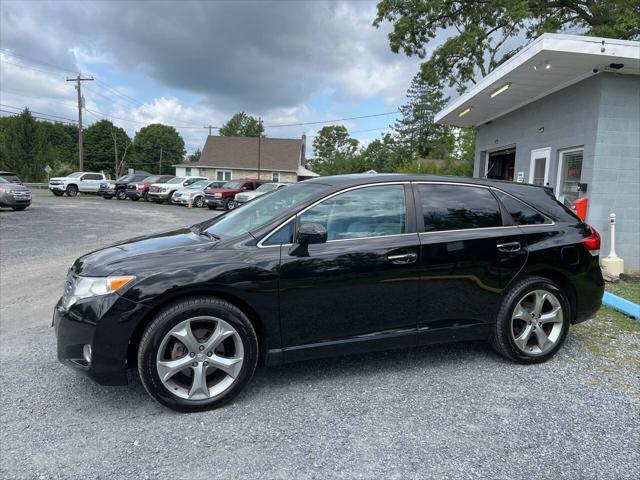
[387,252,418,264]
[496,241,521,253]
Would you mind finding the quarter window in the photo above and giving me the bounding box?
[495,191,547,225]
[417,184,502,232]
[299,185,406,241]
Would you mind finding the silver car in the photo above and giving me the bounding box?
[0,171,31,211]
[171,180,226,207]
[234,182,288,206]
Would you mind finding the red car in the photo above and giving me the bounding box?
[125,175,174,202]
[204,178,266,210]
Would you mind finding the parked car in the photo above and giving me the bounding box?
[204,178,266,211]
[125,175,174,202]
[0,172,31,210]
[49,172,106,197]
[171,180,226,207]
[54,174,604,412]
[147,177,208,204]
[234,182,288,206]
[99,172,152,200]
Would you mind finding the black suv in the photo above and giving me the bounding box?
[54,174,604,412]
[98,172,151,200]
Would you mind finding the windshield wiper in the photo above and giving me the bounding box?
[190,224,220,240]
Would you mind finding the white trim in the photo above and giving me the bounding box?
[529,147,551,186]
[555,146,585,203]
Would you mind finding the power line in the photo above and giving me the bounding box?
[0,109,77,125]
[264,111,399,128]
[0,103,78,123]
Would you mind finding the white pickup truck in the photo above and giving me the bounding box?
[48,172,107,197]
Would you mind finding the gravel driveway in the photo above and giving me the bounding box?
[1,191,639,479]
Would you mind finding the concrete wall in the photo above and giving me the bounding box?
[475,73,640,270]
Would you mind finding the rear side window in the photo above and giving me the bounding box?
[417,184,502,232]
[83,173,103,180]
[494,191,547,225]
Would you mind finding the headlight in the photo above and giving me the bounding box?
[0,187,5,194]
[137,184,145,190]
[108,183,116,189]
[64,275,135,308]
[213,193,222,198]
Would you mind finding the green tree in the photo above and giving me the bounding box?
[133,123,185,175]
[394,73,454,159]
[374,0,639,93]
[84,119,132,177]
[219,112,264,137]
[0,108,45,181]
[359,134,407,172]
[308,125,361,176]
[185,148,202,164]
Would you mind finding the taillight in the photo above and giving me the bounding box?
[582,225,601,256]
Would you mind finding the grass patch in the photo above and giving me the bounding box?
[606,280,640,304]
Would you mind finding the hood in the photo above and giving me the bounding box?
[206,187,239,194]
[174,186,202,195]
[72,227,211,276]
[237,190,262,199]
[1,182,29,191]
[49,176,71,182]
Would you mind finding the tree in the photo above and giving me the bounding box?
[374,0,639,93]
[359,134,406,172]
[0,108,44,181]
[185,148,202,164]
[84,119,132,177]
[394,73,454,159]
[219,112,264,137]
[308,125,361,176]
[133,124,185,175]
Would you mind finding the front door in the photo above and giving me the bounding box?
[529,147,551,187]
[278,183,420,361]
[412,183,527,343]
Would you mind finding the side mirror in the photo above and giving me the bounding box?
[289,222,327,256]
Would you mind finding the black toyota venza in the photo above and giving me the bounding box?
[54,174,604,411]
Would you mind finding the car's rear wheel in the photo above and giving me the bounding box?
[491,276,570,363]
[138,297,258,412]
[194,196,205,208]
[52,191,64,197]
[66,185,78,197]
[116,189,127,200]
[224,198,236,211]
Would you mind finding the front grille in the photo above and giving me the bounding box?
[149,186,162,193]
[49,180,63,185]
[127,184,137,190]
[99,182,108,189]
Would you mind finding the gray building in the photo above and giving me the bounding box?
[435,34,640,271]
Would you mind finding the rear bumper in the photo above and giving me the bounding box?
[54,294,150,386]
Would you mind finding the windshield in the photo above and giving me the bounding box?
[67,172,83,178]
[116,175,134,183]
[188,180,209,189]
[256,183,279,192]
[166,177,185,184]
[0,174,21,183]
[142,175,161,183]
[202,183,329,239]
[0,177,9,184]
[223,181,241,189]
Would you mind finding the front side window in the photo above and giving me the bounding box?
[299,185,406,241]
[417,184,502,232]
[243,182,254,190]
[116,175,134,183]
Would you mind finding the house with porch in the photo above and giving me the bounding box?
[175,134,317,183]
[435,33,640,271]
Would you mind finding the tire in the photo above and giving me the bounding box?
[103,195,113,200]
[116,190,127,200]
[130,196,140,201]
[66,185,78,197]
[52,191,64,197]
[194,196,205,208]
[137,296,258,412]
[224,198,236,211]
[12,206,27,211]
[207,205,216,210]
[490,276,570,364]
[142,192,149,202]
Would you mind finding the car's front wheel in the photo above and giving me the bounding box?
[52,191,64,197]
[224,198,236,211]
[194,196,205,208]
[116,189,127,200]
[137,297,258,412]
[66,185,78,197]
[491,276,570,364]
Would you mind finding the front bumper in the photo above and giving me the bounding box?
[54,293,150,386]
[206,197,224,208]
[0,192,31,207]
[98,188,116,197]
[49,184,65,192]
[148,192,171,202]
[126,190,144,199]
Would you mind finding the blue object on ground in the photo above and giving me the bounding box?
[602,291,640,320]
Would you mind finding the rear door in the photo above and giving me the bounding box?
[278,183,420,361]
[412,183,527,343]
[81,173,103,192]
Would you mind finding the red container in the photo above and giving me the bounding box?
[572,197,588,221]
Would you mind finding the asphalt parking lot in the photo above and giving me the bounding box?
[1,191,639,479]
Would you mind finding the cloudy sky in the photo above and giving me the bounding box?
[0,0,440,153]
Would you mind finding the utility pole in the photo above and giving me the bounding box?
[205,125,216,136]
[159,146,163,174]
[257,117,262,180]
[66,74,93,171]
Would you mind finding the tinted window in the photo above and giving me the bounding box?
[0,173,21,183]
[116,175,134,183]
[84,174,103,180]
[263,219,294,246]
[133,174,149,181]
[495,191,547,225]
[417,184,501,232]
[243,182,254,190]
[300,185,406,241]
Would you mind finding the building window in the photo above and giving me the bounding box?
[185,167,191,176]
[216,170,232,181]
[272,171,280,182]
[557,148,583,203]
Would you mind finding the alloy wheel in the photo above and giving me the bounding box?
[510,289,563,356]
[156,316,244,400]
[117,190,127,200]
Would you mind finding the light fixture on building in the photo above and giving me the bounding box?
[545,63,551,69]
[458,106,472,117]
[490,83,510,98]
